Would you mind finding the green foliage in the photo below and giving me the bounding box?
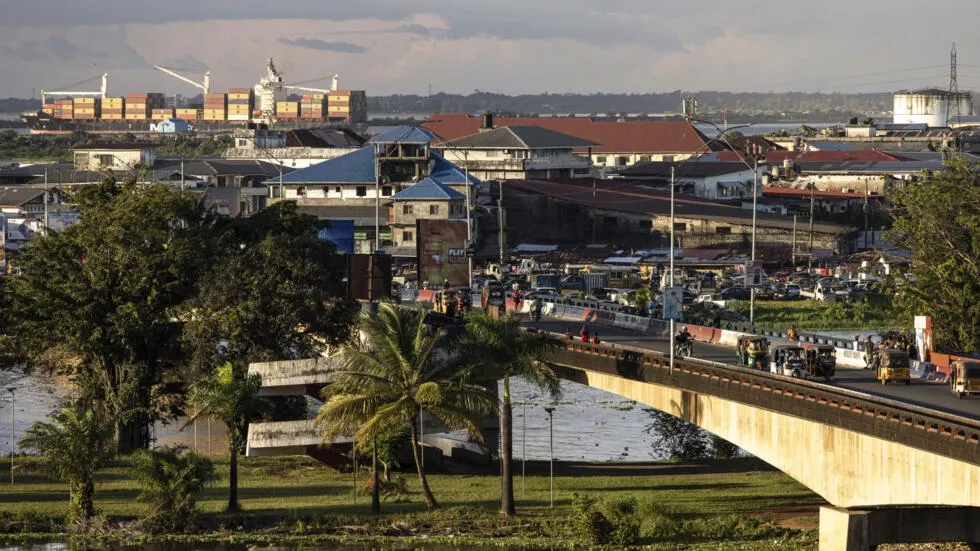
[602,497,641,546]
[2,176,215,451]
[0,131,232,162]
[632,286,651,308]
[712,435,740,459]
[887,155,980,352]
[129,446,218,533]
[570,493,641,546]
[728,299,895,331]
[644,409,711,461]
[315,301,497,510]
[18,407,115,523]
[185,363,262,512]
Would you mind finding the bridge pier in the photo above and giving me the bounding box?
[820,506,980,551]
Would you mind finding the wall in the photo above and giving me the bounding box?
[390,198,466,248]
[649,214,841,251]
[286,183,397,201]
[591,152,697,168]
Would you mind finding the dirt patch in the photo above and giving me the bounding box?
[748,505,820,530]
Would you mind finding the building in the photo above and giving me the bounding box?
[893,89,974,127]
[0,187,60,218]
[388,178,467,252]
[422,114,724,170]
[222,127,366,169]
[438,125,598,180]
[71,144,157,171]
[264,126,477,254]
[500,179,852,260]
[616,160,764,201]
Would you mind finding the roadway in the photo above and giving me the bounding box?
[527,319,980,421]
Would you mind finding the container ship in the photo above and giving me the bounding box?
[21,59,368,134]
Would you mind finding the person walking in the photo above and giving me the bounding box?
[787,326,799,341]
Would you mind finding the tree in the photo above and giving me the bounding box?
[643,409,711,461]
[185,363,263,512]
[887,156,980,352]
[316,302,497,510]
[129,446,218,533]
[182,201,358,377]
[18,407,115,523]
[3,178,215,451]
[457,311,562,517]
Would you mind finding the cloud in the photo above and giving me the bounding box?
[278,38,367,54]
[0,36,107,62]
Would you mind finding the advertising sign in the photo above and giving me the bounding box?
[416,219,468,287]
[914,315,933,362]
[318,219,355,255]
[662,286,683,321]
[347,253,392,301]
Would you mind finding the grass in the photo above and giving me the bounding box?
[0,455,826,549]
[728,299,900,332]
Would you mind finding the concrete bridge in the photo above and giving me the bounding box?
[532,325,980,551]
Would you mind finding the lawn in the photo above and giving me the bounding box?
[0,455,825,549]
[729,298,902,332]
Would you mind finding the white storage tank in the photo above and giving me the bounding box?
[893,89,973,127]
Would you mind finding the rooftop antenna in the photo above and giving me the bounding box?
[947,42,961,127]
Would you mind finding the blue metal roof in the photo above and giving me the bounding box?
[370,125,436,144]
[391,178,466,201]
[429,153,480,186]
[265,146,375,185]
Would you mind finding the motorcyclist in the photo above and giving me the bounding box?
[674,327,692,355]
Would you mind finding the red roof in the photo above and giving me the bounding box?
[764,150,912,163]
[422,114,720,155]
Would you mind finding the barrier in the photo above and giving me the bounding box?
[612,312,651,332]
[418,290,437,303]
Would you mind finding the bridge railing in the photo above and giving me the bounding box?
[537,330,980,466]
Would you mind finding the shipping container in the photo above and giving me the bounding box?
[101,114,124,120]
[582,273,611,296]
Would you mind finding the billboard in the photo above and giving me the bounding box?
[416,219,468,288]
[347,254,392,301]
[318,219,355,255]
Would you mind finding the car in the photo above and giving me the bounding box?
[785,284,801,299]
[720,287,751,300]
[529,287,559,299]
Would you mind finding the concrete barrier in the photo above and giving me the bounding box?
[612,312,651,332]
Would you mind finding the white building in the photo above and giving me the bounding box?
[893,89,973,127]
[71,144,156,171]
[618,161,764,201]
[437,125,598,181]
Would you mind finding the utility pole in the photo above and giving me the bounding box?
[792,214,798,267]
[591,179,597,243]
[374,144,381,252]
[498,182,504,268]
[669,165,676,375]
[864,180,870,250]
[43,168,49,236]
[808,185,815,272]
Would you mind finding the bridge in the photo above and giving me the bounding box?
[245,303,980,551]
[528,318,980,551]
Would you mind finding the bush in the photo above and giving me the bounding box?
[644,409,711,460]
[712,435,740,459]
[602,497,641,546]
[570,493,614,545]
[129,446,218,533]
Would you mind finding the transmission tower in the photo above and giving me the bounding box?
[948,42,961,127]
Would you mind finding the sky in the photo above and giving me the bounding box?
[2,0,980,99]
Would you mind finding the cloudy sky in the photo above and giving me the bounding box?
[2,0,979,99]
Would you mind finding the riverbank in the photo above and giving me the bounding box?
[0,455,825,549]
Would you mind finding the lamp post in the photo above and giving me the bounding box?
[7,387,14,486]
[544,406,555,508]
[669,165,676,374]
[521,393,538,496]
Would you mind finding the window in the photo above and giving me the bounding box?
[673,222,687,231]
[98,154,114,166]
[321,186,330,196]
[429,205,440,215]
[335,186,341,193]
[639,220,652,229]
[381,186,392,196]
[295,186,306,197]
[402,204,414,215]
[402,231,414,242]
[638,155,651,163]
[616,156,629,166]
[662,155,674,163]
[715,226,732,234]
[596,156,607,165]
[355,186,367,197]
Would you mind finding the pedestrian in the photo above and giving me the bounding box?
[787,326,799,341]
[580,325,590,343]
[592,333,601,345]
[565,327,573,339]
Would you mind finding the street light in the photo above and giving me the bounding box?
[521,392,539,496]
[544,406,555,508]
[7,387,14,486]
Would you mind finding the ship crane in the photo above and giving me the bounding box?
[285,73,340,93]
[154,65,211,95]
[41,73,108,105]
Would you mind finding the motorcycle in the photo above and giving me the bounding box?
[674,339,693,358]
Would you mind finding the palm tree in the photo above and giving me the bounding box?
[316,301,497,510]
[18,407,114,522]
[458,310,562,517]
[184,363,263,512]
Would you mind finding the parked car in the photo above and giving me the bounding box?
[529,287,559,299]
[720,287,751,300]
[560,275,583,290]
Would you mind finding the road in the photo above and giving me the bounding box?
[528,319,980,421]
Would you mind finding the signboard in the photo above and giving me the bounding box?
[745,260,764,286]
[662,286,683,321]
[914,315,933,362]
[347,253,392,301]
[318,220,355,255]
[416,219,468,288]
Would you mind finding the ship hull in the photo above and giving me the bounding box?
[20,112,361,135]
